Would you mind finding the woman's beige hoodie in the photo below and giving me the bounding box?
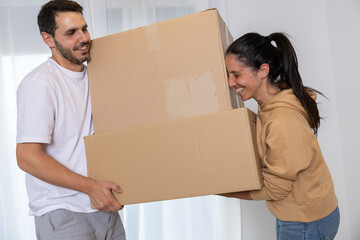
[249,89,338,222]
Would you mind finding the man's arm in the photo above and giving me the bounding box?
[16,142,123,212]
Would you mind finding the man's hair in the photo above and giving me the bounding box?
[37,0,83,37]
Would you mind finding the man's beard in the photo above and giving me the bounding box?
[54,39,89,65]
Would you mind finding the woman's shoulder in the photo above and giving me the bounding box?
[264,107,311,132]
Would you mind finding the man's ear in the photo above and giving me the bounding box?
[41,32,55,48]
[259,63,270,79]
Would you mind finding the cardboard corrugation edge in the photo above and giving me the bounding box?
[210,9,244,109]
[242,109,263,189]
[85,136,95,209]
[212,9,232,111]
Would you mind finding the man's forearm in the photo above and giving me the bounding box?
[16,143,123,212]
[16,143,95,194]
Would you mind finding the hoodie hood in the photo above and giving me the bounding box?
[258,88,316,124]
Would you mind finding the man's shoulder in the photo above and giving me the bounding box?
[21,59,59,84]
[17,59,58,94]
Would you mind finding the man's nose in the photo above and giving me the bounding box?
[78,31,89,42]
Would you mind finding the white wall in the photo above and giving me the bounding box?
[224,0,360,239]
[325,0,360,239]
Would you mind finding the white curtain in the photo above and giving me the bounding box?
[0,0,241,239]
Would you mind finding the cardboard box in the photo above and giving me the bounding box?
[85,9,261,205]
[87,9,243,134]
[85,108,262,205]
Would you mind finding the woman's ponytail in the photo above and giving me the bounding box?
[268,33,322,134]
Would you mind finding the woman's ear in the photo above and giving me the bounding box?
[41,32,55,48]
[259,63,270,79]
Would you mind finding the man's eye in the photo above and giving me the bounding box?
[83,28,88,33]
[66,31,75,36]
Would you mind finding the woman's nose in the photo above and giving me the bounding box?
[228,76,236,87]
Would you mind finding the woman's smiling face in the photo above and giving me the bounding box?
[226,54,264,103]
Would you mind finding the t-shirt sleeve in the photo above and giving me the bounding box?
[250,109,314,201]
[16,77,56,144]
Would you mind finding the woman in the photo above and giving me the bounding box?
[222,32,340,239]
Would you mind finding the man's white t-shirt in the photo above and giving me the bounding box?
[16,58,97,216]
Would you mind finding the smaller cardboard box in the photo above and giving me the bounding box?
[85,108,262,205]
[87,9,242,135]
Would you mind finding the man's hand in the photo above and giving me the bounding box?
[86,180,124,212]
[16,143,124,212]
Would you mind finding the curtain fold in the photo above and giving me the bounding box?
[0,1,241,239]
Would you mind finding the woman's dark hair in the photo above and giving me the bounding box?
[37,0,83,37]
[226,32,324,134]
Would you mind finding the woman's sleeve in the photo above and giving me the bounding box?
[250,109,315,201]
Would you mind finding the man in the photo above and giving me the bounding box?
[16,0,126,239]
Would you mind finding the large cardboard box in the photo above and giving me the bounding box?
[85,108,262,205]
[87,9,242,134]
[85,9,262,205]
